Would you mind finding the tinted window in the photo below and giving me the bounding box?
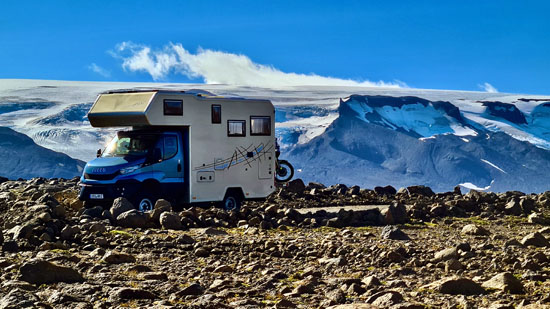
[211,105,221,123]
[164,100,183,116]
[228,120,246,136]
[163,136,178,159]
[250,116,271,135]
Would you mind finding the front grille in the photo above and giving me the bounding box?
[84,172,119,180]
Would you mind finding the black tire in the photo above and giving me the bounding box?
[133,187,158,212]
[275,160,294,183]
[221,192,241,212]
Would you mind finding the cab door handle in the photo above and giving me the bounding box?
[177,160,182,172]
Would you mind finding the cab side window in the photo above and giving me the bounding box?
[163,136,178,159]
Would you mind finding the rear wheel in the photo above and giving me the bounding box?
[221,192,242,211]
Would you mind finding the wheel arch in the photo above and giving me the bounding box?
[224,187,245,201]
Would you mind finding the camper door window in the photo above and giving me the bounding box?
[102,133,159,158]
[228,120,246,137]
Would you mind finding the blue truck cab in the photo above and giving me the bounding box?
[79,129,189,211]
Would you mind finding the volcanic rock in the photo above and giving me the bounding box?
[19,260,84,284]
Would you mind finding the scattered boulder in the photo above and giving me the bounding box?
[366,291,404,307]
[528,213,549,225]
[406,185,435,197]
[521,232,550,247]
[380,226,410,240]
[102,251,136,264]
[0,288,39,309]
[159,212,182,230]
[461,224,490,236]
[116,210,148,228]
[110,197,134,218]
[202,227,228,236]
[174,283,204,296]
[286,179,306,193]
[374,185,396,196]
[482,272,524,294]
[112,288,156,300]
[19,260,84,284]
[423,277,486,295]
[505,199,522,216]
[434,248,459,262]
[151,199,172,223]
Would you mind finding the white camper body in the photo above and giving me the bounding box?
[81,90,276,208]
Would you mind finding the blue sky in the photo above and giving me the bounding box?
[1,0,549,93]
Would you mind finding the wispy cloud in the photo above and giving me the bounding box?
[479,82,498,93]
[110,42,406,88]
[88,63,111,78]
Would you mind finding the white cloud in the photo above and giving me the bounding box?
[88,63,111,78]
[479,82,498,93]
[111,42,405,88]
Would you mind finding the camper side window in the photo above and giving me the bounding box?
[250,116,271,136]
[164,100,183,116]
[211,105,221,123]
[227,120,246,137]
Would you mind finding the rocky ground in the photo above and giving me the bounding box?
[1,178,550,308]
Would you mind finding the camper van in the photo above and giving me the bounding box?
[78,90,282,211]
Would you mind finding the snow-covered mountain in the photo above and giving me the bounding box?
[287,95,550,192]
[0,127,85,179]
[1,79,550,191]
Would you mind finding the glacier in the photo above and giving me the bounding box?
[1,79,550,192]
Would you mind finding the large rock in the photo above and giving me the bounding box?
[286,179,306,193]
[110,197,134,218]
[521,232,550,247]
[482,272,524,294]
[111,288,156,300]
[366,291,404,307]
[504,199,522,216]
[102,251,136,264]
[461,224,490,236]
[374,185,396,196]
[160,212,182,230]
[434,248,459,262]
[406,185,435,196]
[116,210,148,228]
[380,226,410,240]
[19,260,84,284]
[423,276,485,295]
[151,199,172,223]
[0,288,39,309]
[388,201,408,224]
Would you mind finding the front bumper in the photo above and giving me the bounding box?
[78,180,141,203]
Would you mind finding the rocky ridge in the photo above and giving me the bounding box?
[1,178,550,308]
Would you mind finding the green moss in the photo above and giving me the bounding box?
[109,230,133,238]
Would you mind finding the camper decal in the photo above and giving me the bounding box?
[194,142,274,171]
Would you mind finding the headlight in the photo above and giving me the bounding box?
[120,165,141,175]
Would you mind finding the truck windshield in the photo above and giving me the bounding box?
[102,133,158,158]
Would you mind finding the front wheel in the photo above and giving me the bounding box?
[275,160,294,183]
[137,197,156,212]
[133,188,158,212]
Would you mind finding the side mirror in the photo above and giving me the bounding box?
[96,149,102,157]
